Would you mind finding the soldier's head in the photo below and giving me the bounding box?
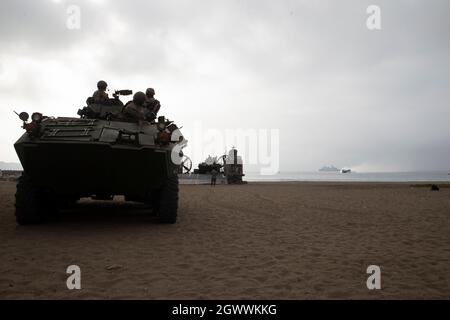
[133,91,146,106]
[97,80,108,91]
[146,88,155,98]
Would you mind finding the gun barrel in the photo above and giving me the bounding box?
[115,89,133,96]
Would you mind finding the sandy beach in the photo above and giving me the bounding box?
[0,180,449,299]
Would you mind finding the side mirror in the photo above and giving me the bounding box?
[19,112,29,122]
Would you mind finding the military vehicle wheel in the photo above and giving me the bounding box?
[153,175,179,224]
[15,174,55,225]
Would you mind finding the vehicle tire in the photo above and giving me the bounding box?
[155,175,179,224]
[15,174,55,225]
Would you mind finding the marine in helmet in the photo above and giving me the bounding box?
[123,91,147,121]
[143,88,161,121]
[90,80,109,104]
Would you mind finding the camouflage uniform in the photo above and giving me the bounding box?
[123,91,147,121]
[144,88,161,120]
[144,97,161,117]
[88,80,109,104]
[210,169,218,186]
[123,102,146,121]
[92,90,109,103]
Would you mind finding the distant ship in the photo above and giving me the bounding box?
[341,168,352,174]
[319,165,340,172]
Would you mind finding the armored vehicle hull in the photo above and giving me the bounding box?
[14,115,184,225]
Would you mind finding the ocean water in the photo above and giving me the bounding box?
[244,171,450,182]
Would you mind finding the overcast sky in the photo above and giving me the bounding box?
[1,0,449,172]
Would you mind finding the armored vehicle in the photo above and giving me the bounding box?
[222,148,245,184]
[188,148,245,184]
[14,91,186,225]
[193,155,222,174]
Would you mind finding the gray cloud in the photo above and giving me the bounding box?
[1,0,449,171]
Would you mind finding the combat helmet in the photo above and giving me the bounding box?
[97,80,108,90]
[133,91,146,106]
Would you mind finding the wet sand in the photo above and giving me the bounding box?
[0,181,449,299]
